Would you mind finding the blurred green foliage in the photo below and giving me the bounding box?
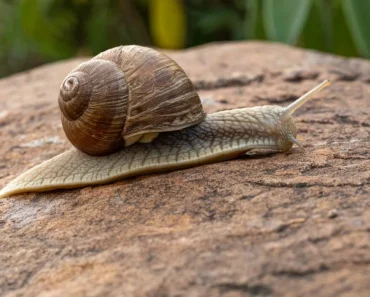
[0,0,369,78]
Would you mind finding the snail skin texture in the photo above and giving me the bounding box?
[0,47,330,199]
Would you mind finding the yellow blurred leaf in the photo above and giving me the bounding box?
[150,0,186,49]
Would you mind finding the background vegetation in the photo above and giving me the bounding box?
[0,0,369,78]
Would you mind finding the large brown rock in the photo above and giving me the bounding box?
[0,42,369,297]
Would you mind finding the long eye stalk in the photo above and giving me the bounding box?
[281,80,331,121]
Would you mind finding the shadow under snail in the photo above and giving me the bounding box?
[0,45,330,199]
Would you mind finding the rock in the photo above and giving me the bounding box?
[0,42,369,297]
[327,208,338,219]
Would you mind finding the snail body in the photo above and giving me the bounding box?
[0,45,330,199]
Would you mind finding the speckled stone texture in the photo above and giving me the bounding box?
[0,42,369,297]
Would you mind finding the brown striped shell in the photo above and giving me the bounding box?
[58,45,205,156]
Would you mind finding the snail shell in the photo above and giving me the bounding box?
[59,45,205,156]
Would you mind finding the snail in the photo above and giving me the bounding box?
[0,45,330,199]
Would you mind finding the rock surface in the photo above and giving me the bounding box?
[0,41,369,297]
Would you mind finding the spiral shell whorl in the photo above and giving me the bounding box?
[58,72,92,120]
[59,59,129,156]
